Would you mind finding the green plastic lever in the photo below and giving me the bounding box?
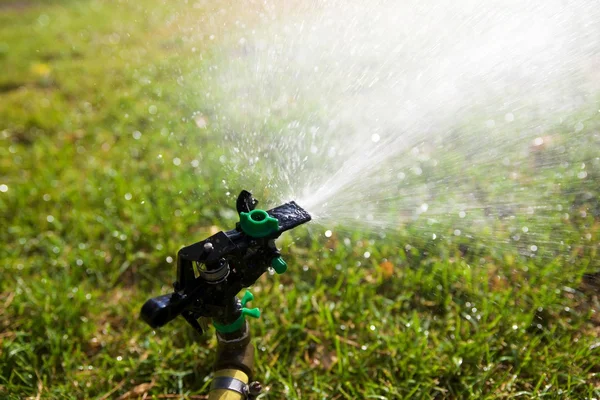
[242,307,261,319]
[213,290,260,334]
[241,290,260,319]
[241,290,254,306]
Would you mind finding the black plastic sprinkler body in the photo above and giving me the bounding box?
[140,190,311,400]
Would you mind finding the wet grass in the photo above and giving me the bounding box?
[1,0,599,399]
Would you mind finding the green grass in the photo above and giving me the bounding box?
[1,0,599,399]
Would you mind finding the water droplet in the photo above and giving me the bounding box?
[325,230,332,237]
[0,184,7,193]
[194,115,207,128]
[132,131,142,140]
[166,256,173,263]
[46,215,54,223]
[527,207,535,215]
[124,193,132,201]
[109,33,120,45]
[458,211,466,218]
[148,105,157,115]
[38,14,50,26]
[173,157,181,166]
[530,245,538,252]
[363,251,371,258]
[454,229,461,236]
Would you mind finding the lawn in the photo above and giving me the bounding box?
[1,0,599,399]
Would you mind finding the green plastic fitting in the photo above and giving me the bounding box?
[271,257,287,274]
[239,209,279,238]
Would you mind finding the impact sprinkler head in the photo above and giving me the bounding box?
[140,190,311,335]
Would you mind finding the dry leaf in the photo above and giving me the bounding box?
[379,260,394,279]
[117,381,155,400]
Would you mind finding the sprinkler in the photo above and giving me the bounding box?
[140,190,311,399]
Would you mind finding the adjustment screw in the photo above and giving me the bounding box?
[204,242,214,252]
[248,381,262,395]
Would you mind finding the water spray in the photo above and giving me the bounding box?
[140,190,311,399]
[207,0,600,233]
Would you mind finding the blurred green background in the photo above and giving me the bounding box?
[1,0,599,399]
